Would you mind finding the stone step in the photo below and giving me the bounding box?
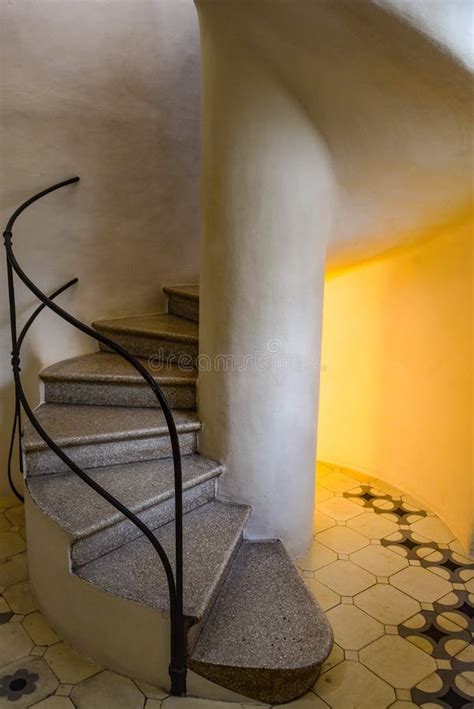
[40,352,197,410]
[92,312,198,366]
[189,540,333,705]
[76,500,251,624]
[27,454,223,567]
[163,284,200,323]
[23,403,200,476]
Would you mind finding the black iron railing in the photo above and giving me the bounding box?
[3,177,186,695]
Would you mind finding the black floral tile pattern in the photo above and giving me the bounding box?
[0,667,39,702]
[347,481,474,708]
[344,483,428,524]
[412,668,474,708]
[381,528,440,561]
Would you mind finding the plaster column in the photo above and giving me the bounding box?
[196,8,335,557]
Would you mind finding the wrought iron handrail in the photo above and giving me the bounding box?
[3,177,186,695]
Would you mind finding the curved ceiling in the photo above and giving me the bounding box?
[197,0,473,266]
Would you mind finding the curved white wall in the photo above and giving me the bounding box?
[0,0,201,496]
[379,0,474,70]
[196,11,335,555]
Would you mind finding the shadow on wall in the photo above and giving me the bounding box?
[0,0,202,495]
[317,218,473,551]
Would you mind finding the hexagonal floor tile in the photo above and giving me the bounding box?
[351,545,408,577]
[0,514,11,533]
[0,551,28,588]
[4,580,37,615]
[320,643,344,675]
[410,517,455,544]
[296,542,338,571]
[359,635,436,689]
[31,697,75,708]
[134,679,168,700]
[0,531,25,560]
[347,512,399,540]
[326,605,384,650]
[414,671,444,694]
[314,486,333,504]
[316,560,376,596]
[71,670,145,708]
[0,623,33,666]
[354,584,420,625]
[390,566,452,603]
[313,511,336,534]
[44,643,102,684]
[315,660,396,707]
[5,506,25,528]
[315,497,364,522]
[0,495,19,509]
[22,612,59,647]
[316,526,369,555]
[305,577,341,611]
[318,472,361,494]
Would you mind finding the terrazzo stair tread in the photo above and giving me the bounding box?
[189,540,334,704]
[92,312,199,363]
[40,352,197,409]
[23,404,200,475]
[76,500,251,621]
[26,455,223,566]
[163,285,200,323]
[162,284,200,301]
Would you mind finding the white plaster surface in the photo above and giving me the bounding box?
[379,0,474,70]
[196,15,335,556]
[0,0,201,495]
[196,0,472,266]
[194,0,472,553]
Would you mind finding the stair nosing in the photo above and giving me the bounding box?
[92,313,199,344]
[75,500,251,620]
[23,404,201,454]
[163,285,200,302]
[27,456,224,541]
[40,354,197,387]
[189,539,333,673]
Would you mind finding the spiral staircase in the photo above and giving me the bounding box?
[23,284,332,705]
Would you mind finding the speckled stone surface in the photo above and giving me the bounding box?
[163,285,200,301]
[164,285,200,324]
[190,541,333,704]
[23,404,200,475]
[25,432,198,476]
[41,352,196,409]
[72,479,216,567]
[92,313,198,364]
[27,454,223,566]
[44,379,196,410]
[76,500,250,620]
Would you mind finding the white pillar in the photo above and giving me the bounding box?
[196,8,335,557]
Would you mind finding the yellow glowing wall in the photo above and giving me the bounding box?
[318,221,473,551]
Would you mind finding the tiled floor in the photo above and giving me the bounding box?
[0,463,472,708]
